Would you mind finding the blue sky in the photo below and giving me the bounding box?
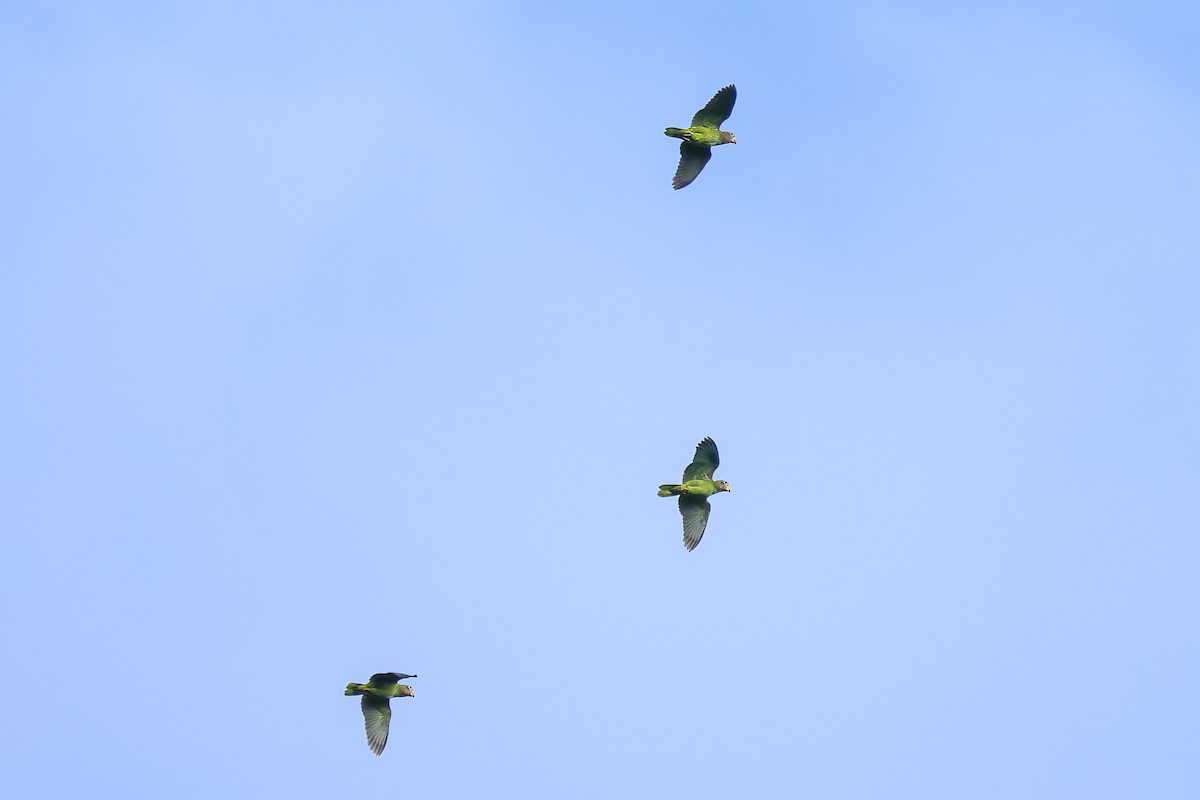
[3,2,1198,797]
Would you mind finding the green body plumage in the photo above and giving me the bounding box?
[658,479,728,498]
[658,437,731,551]
[345,672,417,755]
[664,127,733,147]
[664,85,738,189]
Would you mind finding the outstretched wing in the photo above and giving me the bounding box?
[691,84,736,128]
[673,142,712,190]
[361,695,392,755]
[682,437,720,481]
[369,673,416,684]
[679,495,712,551]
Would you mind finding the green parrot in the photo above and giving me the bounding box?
[658,437,731,551]
[664,84,737,189]
[344,672,417,755]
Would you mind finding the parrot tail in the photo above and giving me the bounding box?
[658,484,682,497]
[664,127,687,139]
[345,683,365,696]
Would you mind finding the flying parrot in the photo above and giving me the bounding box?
[344,672,417,755]
[658,437,731,551]
[664,84,738,189]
